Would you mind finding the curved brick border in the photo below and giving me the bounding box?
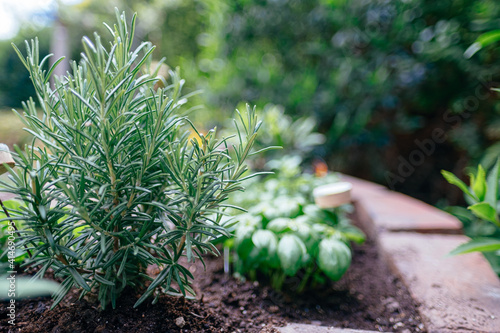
[343,174,500,333]
[340,174,463,237]
[277,175,500,333]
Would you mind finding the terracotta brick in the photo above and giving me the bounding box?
[277,323,385,333]
[339,174,388,201]
[340,175,461,234]
[379,233,500,333]
[354,191,462,236]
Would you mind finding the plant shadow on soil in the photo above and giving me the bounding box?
[1,215,426,333]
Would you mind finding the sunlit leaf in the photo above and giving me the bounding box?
[449,238,500,256]
[468,202,499,226]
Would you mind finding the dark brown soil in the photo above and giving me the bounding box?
[1,235,425,333]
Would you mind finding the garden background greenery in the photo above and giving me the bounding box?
[1,0,500,207]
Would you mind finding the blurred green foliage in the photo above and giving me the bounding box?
[2,0,500,204]
[193,0,500,204]
[0,30,50,108]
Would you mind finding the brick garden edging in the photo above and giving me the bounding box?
[343,175,500,333]
[278,175,500,333]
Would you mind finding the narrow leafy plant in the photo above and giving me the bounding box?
[1,10,263,309]
[442,161,500,274]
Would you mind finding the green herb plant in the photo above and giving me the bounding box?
[228,158,365,291]
[241,103,325,161]
[439,29,500,276]
[1,10,263,309]
[442,161,500,275]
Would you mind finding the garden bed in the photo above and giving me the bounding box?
[1,217,424,333]
[4,175,500,333]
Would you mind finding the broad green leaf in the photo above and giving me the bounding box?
[485,159,500,207]
[449,238,500,256]
[471,165,487,202]
[263,196,302,220]
[235,225,255,242]
[464,42,482,59]
[266,218,292,233]
[444,206,474,224]
[235,225,255,260]
[303,204,337,225]
[468,202,500,226]
[311,223,330,235]
[290,216,313,242]
[236,213,262,228]
[336,225,366,244]
[441,170,476,200]
[277,234,306,276]
[251,229,278,255]
[317,238,351,281]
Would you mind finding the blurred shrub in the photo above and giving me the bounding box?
[195,0,500,204]
[221,103,325,170]
[0,29,50,108]
[255,104,325,159]
[3,0,500,204]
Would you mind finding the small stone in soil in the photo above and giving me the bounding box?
[268,305,279,313]
[387,301,400,312]
[175,316,186,328]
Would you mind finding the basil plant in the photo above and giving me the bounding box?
[228,156,365,291]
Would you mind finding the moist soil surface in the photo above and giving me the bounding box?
[1,235,425,333]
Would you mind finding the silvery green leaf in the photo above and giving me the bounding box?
[266,217,292,233]
[251,229,278,255]
[290,216,312,242]
[317,238,351,281]
[277,234,306,276]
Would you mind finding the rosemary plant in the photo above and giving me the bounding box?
[2,11,263,309]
